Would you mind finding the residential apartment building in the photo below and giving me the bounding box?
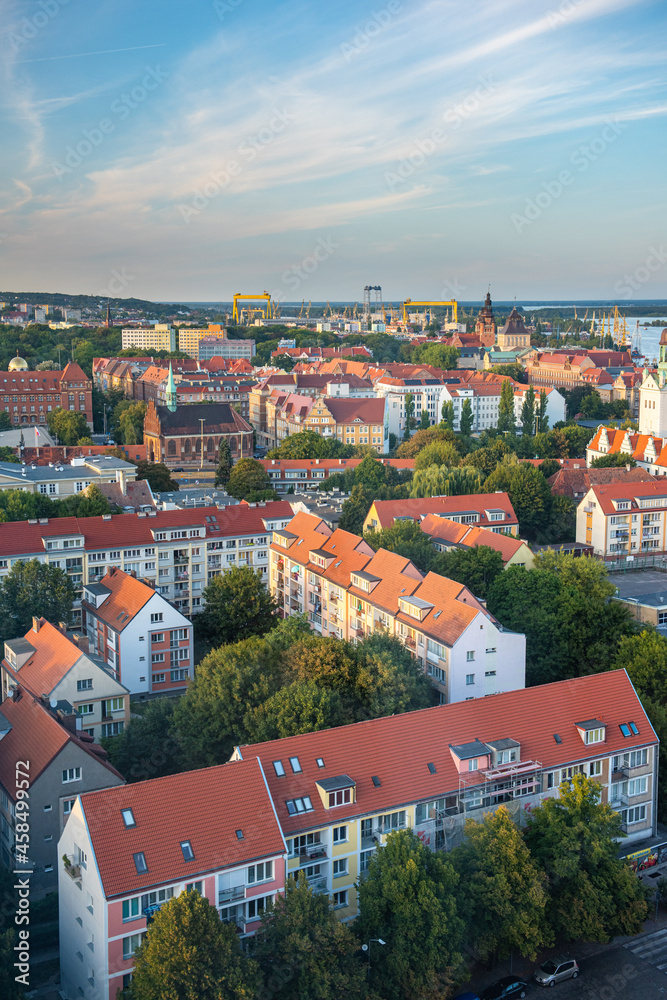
[270,512,526,703]
[0,361,93,428]
[0,689,124,893]
[1,617,130,741]
[0,501,294,623]
[548,466,653,503]
[178,324,255,360]
[577,480,667,556]
[419,514,535,568]
[374,376,454,438]
[586,426,667,477]
[259,457,415,493]
[263,393,388,452]
[250,375,376,448]
[232,669,657,922]
[363,494,519,536]
[0,455,137,498]
[81,568,194,698]
[58,759,286,1000]
[526,349,632,390]
[121,325,177,352]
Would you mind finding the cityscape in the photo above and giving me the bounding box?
[2,2,667,1000]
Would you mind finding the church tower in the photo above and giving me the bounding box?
[638,329,667,438]
[475,290,497,348]
[165,362,177,413]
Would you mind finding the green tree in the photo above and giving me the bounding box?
[196,565,278,647]
[419,408,430,429]
[254,877,365,1000]
[0,560,75,646]
[612,629,667,701]
[520,385,536,437]
[525,773,648,942]
[125,889,259,1000]
[214,438,233,487]
[135,461,180,492]
[0,446,19,463]
[0,411,11,431]
[246,679,348,742]
[410,464,484,498]
[497,380,516,434]
[47,407,89,445]
[488,363,526,383]
[537,457,561,479]
[484,459,553,539]
[536,389,549,433]
[590,453,636,468]
[62,484,111,518]
[415,343,461,370]
[459,397,473,436]
[403,393,415,439]
[339,482,410,535]
[102,698,181,783]
[434,545,504,600]
[269,430,353,460]
[441,399,455,431]
[363,519,438,573]
[118,402,147,445]
[356,829,465,1000]
[452,807,550,962]
[227,458,276,501]
[395,426,462,459]
[414,440,461,470]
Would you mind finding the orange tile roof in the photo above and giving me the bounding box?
[238,670,654,836]
[2,619,86,696]
[80,758,284,898]
[419,514,469,544]
[398,571,483,646]
[585,479,667,516]
[368,494,518,531]
[0,689,123,793]
[419,514,524,564]
[85,569,156,631]
[348,547,423,613]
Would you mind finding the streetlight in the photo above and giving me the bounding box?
[199,418,205,471]
[362,938,385,975]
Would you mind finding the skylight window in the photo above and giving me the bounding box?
[427,762,436,774]
[180,841,194,861]
[289,756,302,773]
[236,829,244,840]
[133,852,147,874]
[316,757,325,768]
[273,760,285,777]
[122,808,136,828]
[286,797,313,815]
[433,611,442,619]
[553,734,562,744]
[629,721,639,735]
[371,776,381,787]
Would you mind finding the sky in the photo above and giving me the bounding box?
[1,0,666,304]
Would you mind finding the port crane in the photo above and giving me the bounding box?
[232,292,273,324]
[401,299,458,325]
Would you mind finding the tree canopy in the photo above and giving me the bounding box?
[226,458,277,501]
[267,430,353,460]
[196,566,278,647]
[0,559,75,646]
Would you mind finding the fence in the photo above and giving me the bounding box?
[604,554,667,573]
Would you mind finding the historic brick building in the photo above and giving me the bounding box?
[143,398,253,466]
[474,290,497,348]
[0,359,93,428]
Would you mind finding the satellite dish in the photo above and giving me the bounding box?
[361,944,368,952]
[50,698,58,708]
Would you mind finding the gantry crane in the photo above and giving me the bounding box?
[401,299,458,324]
[232,292,273,324]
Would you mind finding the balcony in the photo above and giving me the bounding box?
[218,885,245,904]
[63,856,81,881]
[176,571,189,581]
[173,557,189,566]
[307,876,328,894]
[403,636,416,649]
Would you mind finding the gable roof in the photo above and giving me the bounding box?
[420,514,526,564]
[324,397,386,425]
[153,401,252,434]
[548,466,653,499]
[366,493,518,531]
[80,758,284,898]
[82,569,157,631]
[237,670,655,836]
[2,619,99,696]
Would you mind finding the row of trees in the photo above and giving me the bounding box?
[123,776,647,1000]
[0,483,113,523]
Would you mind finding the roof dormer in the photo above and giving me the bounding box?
[485,738,520,766]
[273,529,298,548]
[576,718,606,746]
[3,638,35,671]
[315,774,356,809]
[398,596,434,620]
[449,740,490,773]
[350,570,380,593]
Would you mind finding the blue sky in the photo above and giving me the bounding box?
[1,0,666,303]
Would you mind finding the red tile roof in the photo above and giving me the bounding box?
[80,758,284,898]
[238,670,655,835]
[420,514,526,564]
[0,689,123,794]
[584,479,667,516]
[0,501,294,557]
[84,569,156,631]
[548,467,653,499]
[2,619,85,696]
[324,397,386,425]
[367,493,518,531]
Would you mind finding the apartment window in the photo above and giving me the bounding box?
[328,788,351,808]
[332,858,348,878]
[466,651,475,662]
[62,767,82,783]
[77,679,93,691]
[379,810,406,833]
[289,756,302,774]
[152,673,165,684]
[273,761,285,777]
[333,825,347,843]
[628,776,648,797]
[152,633,164,643]
[247,894,272,920]
[466,674,475,686]
[285,797,313,815]
[247,861,273,884]
[122,897,141,921]
[585,728,605,745]
[360,849,375,873]
[108,697,123,712]
[171,668,189,682]
[78,704,94,715]
[622,805,647,825]
[63,799,75,816]
[185,881,203,895]
[589,760,602,777]
[152,653,164,663]
[150,613,163,623]
[122,934,144,960]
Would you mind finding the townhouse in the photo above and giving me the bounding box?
[81,568,194,698]
[270,512,525,703]
[0,688,124,893]
[263,392,388,452]
[419,513,535,568]
[233,669,657,922]
[0,454,137,498]
[362,494,519,536]
[586,426,667,476]
[1,617,130,740]
[58,759,286,1000]
[577,480,667,556]
[0,501,294,622]
[260,457,415,493]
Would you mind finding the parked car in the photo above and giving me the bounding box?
[481,977,528,999]
[534,957,579,987]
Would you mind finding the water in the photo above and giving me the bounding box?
[627,316,667,363]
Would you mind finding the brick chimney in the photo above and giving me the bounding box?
[32,616,41,633]
[72,634,89,654]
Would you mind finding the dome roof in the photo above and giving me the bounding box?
[660,329,667,347]
[8,355,28,371]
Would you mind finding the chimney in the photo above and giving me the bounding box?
[130,570,137,578]
[72,634,89,654]
[142,577,155,589]
[626,463,631,471]
[32,616,41,633]
[58,621,68,635]
[109,566,117,576]
[57,709,78,735]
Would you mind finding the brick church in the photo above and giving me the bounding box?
[475,290,497,348]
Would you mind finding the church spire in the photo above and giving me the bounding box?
[166,362,177,412]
